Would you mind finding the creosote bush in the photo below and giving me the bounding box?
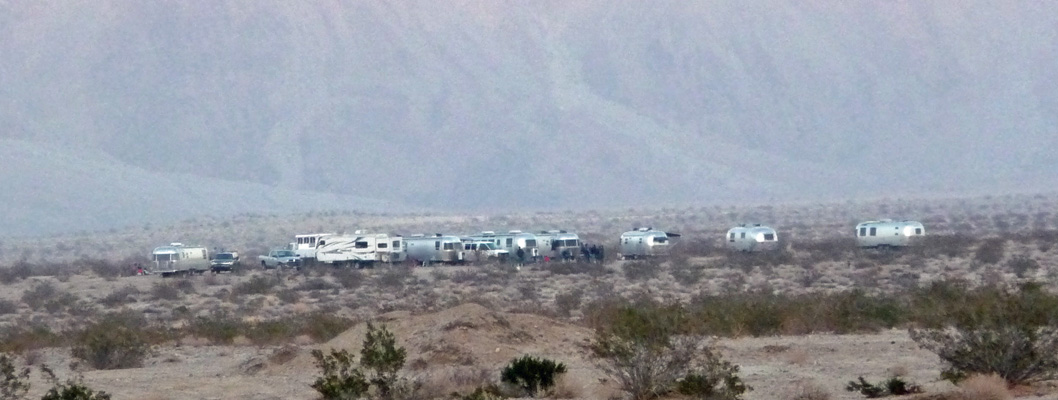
[500,355,567,397]
[1,352,30,399]
[591,304,748,400]
[910,282,1058,386]
[71,313,150,370]
[40,365,112,400]
[311,322,417,400]
[845,376,921,398]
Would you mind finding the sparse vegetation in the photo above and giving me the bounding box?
[39,365,112,400]
[311,323,417,400]
[0,352,30,399]
[845,376,922,398]
[500,355,567,397]
[70,313,151,370]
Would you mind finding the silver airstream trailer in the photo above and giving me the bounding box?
[404,234,465,265]
[619,227,680,259]
[536,230,581,261]
[726,224,779,252]
[315,232,406,267]
[151,243,209,277]
[855,220,925,248]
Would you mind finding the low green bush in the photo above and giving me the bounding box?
[500,355,567,397]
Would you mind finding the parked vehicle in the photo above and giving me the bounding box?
[259,249,301,269]
[466,230,538,261]
[315,232,406,267]
[460,239,510,262]
[619,227,679,259]
[855,220,925,248]
[209,251,240,273]
[152,243,209,277]
[536,230,581,261]
[726,224,779,252]
[405,234,465,265]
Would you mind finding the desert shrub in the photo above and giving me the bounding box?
[99,286,140,307]
[954,374,1011,400]
[360,322,410,398]
[0,352,30,399]
[542,261,607,276]
[592,304,698,400]
[554,288,584,318]
[311,323,416,400]
[454,384,506,400]
[377,268,411,290]
[450,270,481,284]
[1005,255,1039,278]
[0,261,42,284]
[276,289,302,304]
[677,348,751,399]
[312,348,370,399]
[671,263,704,286]
[21,280,59,310]
[297,278,336,292]
[85,259,126,279]
[0,299,18,315]
[0,323,62,353]
[188,310,242,344]
[622,260,660,281]
[171,278,197,294]
[70,313,150,370]
[798,238,856,263]
[39,365,111,400]
[245,319,301,346]
[150,282,182,301]
[974,239,1006,265]
[233,275,278,296]
[845,376,921,398]
[913,234,974,258]
[675,238,721,257]
[909,283,1058,385]
[500,355,567,397]
[332,269,365,289]
[303,313,357,342]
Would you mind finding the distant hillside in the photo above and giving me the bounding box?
[1,1,1056,236]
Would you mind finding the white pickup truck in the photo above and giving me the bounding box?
[258,249,301,269]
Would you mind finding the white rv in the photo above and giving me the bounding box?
[291,233,335,262]
[619,227,680,259]
[855,220,925,248]
[151,243,209,277]
[404,234,465,265]
[726,224,780,252]
[466,230,539,261]
[536,230,581,261]
[315,232,406,267]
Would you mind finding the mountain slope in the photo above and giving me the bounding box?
[1,1,1056,235]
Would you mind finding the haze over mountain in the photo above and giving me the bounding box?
[2,1,1056,236]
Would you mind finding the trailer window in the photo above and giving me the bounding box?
[915,228,922,235]
[859,228,866,237]
[378,242,388,249]
[506,238,513,247]
[435,241,440,250]
[392,241,400,248]
[654,236,667,243]
[355,241,369,249]
[154,254,172,262]
[525,239,536,247]
[729,232,735,241]
[764,233,775,241]
[443,242,456,250]
[869,227,877,236]
[740,232,746,239]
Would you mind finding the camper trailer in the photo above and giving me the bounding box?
[151,243,209,277]
[404,234,465,265]
[536,230,581,261]
[855,220,925,248]
[619,227,680,259]
[315,232,406,267]
[726,224,780,252]
[291,233,335,263]
[467,231,539,261]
